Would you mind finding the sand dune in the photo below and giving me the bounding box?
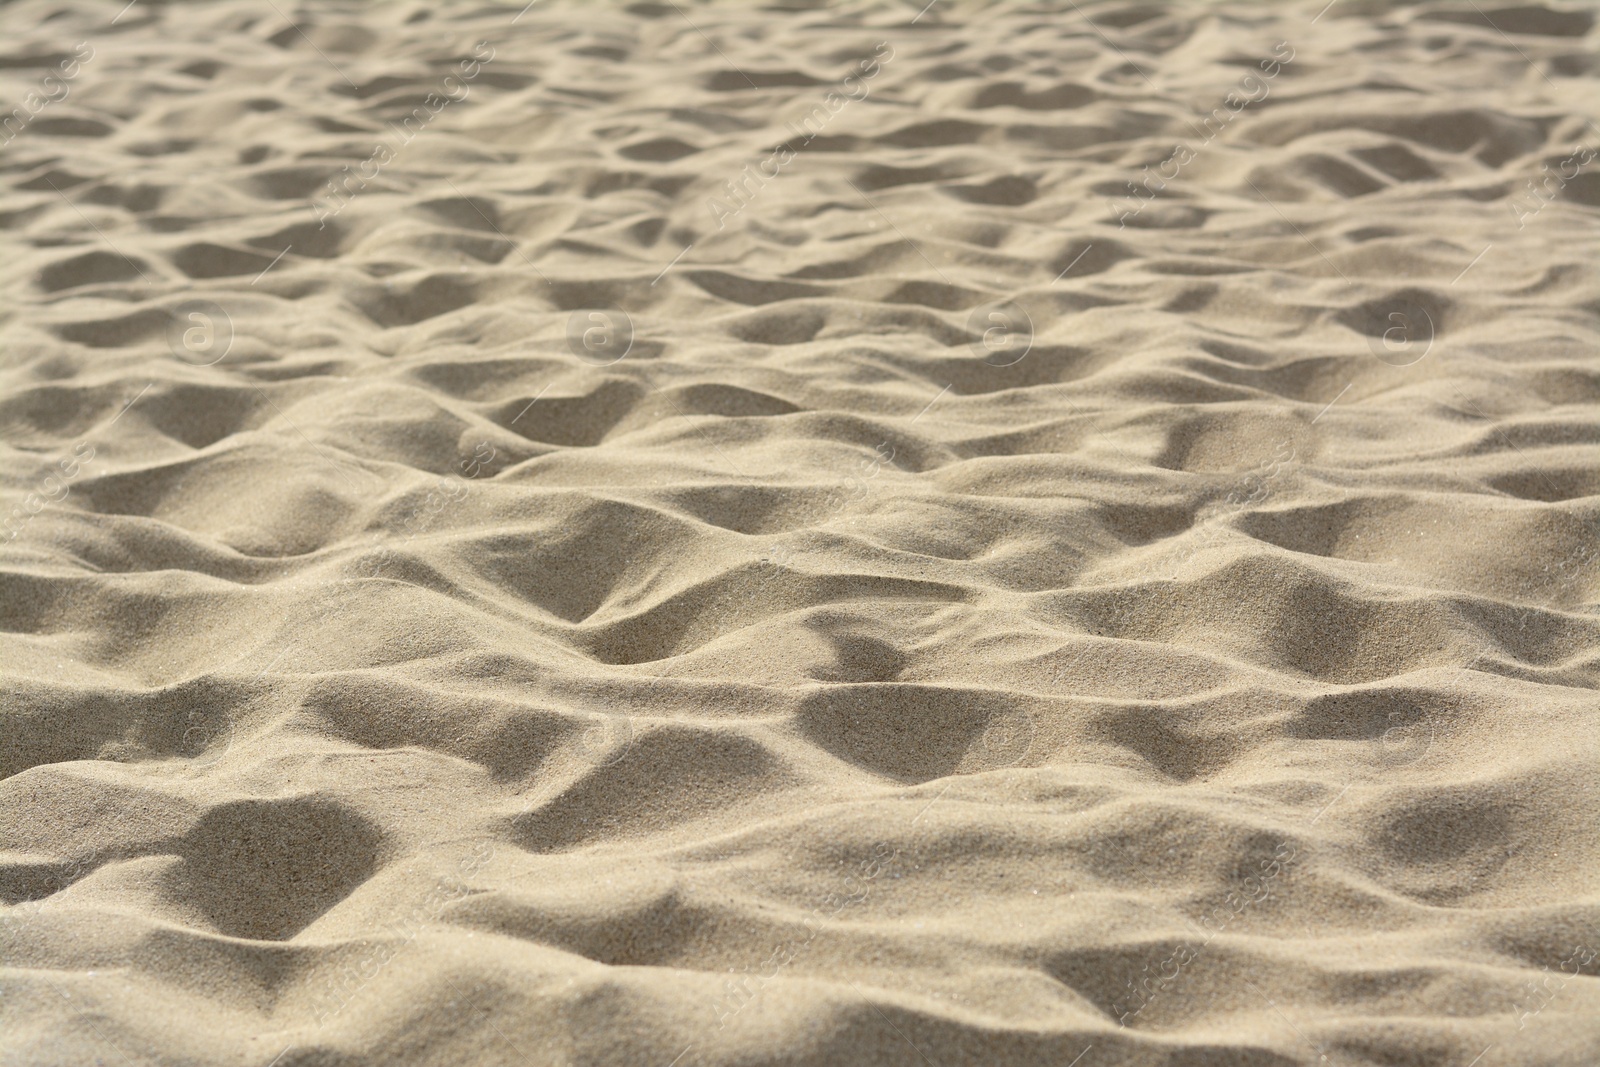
[2,0,1598,1064]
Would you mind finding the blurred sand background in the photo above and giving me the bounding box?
[1,0,1598,1064]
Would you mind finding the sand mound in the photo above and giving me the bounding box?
[2,0,1597,1064]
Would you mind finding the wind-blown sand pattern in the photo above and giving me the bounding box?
[2,0,1598,1064]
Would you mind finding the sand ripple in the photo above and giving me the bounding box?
[2,1,1598,1064]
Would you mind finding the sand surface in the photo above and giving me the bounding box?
[2,0,1599,1064]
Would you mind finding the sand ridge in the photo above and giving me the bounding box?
[1,0,1598,1064]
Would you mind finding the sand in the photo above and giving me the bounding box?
[2,0,1598,1064]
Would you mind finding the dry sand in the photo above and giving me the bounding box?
[2,0,1599,1064]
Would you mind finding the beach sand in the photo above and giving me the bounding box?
[2,0,1598,1064]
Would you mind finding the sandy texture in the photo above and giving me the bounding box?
[2,0,1599,1064]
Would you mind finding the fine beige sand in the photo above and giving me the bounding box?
[2,0,1598,1064]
